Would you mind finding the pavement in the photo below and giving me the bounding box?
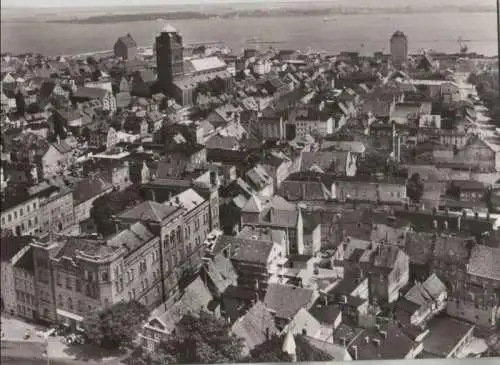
[1,314,128,364]
[1,315,46,343]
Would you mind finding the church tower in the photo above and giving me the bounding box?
[155,24,184,94]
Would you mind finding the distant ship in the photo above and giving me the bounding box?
[323,17,336,22]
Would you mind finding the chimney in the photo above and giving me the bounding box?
[210,170,218,187]
[474,212,479,220]
[340,337,347,347]
[365,336,370,344]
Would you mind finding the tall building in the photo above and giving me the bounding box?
[155,25,184,94]
[390,31,408,67]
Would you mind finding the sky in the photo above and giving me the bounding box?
[1,0,494,9]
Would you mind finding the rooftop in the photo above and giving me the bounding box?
[423,316,475,357]
[264,283,315,319]
[118,200,181,223]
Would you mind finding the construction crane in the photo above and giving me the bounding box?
[458,37,471,54]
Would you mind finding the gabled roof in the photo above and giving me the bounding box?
[204,252,238,295]
[290,308,322,339]
[264,283,315,319]
[231,301,278,351]
[167,188,205,212]
[296,335,352,361]
[117,33,137,48]
[73,87,108,100]
[467,244,500,281]
[72,176,113,205]
[118,200,180,222]
[242,194,263,213]
[150,276,213,332]
[230,237,276,265]
[188,57,226,73]
[162,24,177,33]
[107,222,155,253]
[423,316,474,358]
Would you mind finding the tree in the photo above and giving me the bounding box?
[356,151,388,178]
[246,335,292,363]
[446,182,461,200]
[90,185,145,236]
[156,311,245,364]
[406,173,425,203]
[84,300,149,350]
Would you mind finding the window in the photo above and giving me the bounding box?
[66,277,72,290]
[58,294,63,307]
[101,271,109,282]
[56,273,61,287]
[20,208,23,216]
[33,202,37,210]
[1,217,5,225]
[7,214,11,222]
[67,298,73,310]
[145,278,148,288]
[27,205,30,213]
[75,280,81,292]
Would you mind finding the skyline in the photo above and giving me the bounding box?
[1,0,495,9]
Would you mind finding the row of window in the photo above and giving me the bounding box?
[57,295,94,313]
[1,201,38,225]
[16,291,35,306]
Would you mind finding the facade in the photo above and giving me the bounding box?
[116,200,205,307]
[114,33,137,60]
[39,142,73,179]
[38,186,76,236]
[1,237,33,316]
[390,31,408,66]
[31,223,162,327]
[1,194,43,237]
[73,176,114,224]
[363,246,410,304]
[156,25,184,94]
[335,179,407,204]
[13,247,37,320]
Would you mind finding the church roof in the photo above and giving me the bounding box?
[162,24,177,33]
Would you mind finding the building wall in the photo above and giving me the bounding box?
[39,191,75,236]
[390,35,408,65]
[455,142,496,172]
[32,243,58,322]
[1,197,42,236]
[336,181,406,203]
[446,297,498,328]
[41,145,66,179]
[303,224,321,255]
[1,246,31,315]
[74,188,112,223]
[14,265,37,320]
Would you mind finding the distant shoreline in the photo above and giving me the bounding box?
[45,6,496,25]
